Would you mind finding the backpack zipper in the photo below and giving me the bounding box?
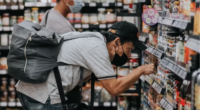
[24,36,32,73]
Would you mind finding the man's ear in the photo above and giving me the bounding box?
[114,37,121,46]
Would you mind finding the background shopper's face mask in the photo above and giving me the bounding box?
[67,0,83,13]
[111,44,128,66]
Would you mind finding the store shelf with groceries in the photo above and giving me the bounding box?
[24,2,124,7]
[0,5,24,10]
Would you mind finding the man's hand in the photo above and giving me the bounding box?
[140,63,156,75]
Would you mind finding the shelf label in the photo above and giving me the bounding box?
[172,65,178,73]
[112,102,116,106]
[0,70,7,74]
[103,102,111,107]
[160,98,173,110]
[0,27,2,31]
[0,5,6,10]
[17,102,22,106]
[152,82,162,93]
[82,24,89,28]
[19,5,24,9]
[139,36,146,42]
[11,5,18,10]
[161,58,168,65]
[74,24,81,28]
[117,2,122,6]
[102,3,109,7]
[162,19,173,25]
[167,62,174,69]
[3,27,10,31]
[89,3,96,7]
[8,102,16,107]
[94,102,99,107]
[146,46,154,53]
[178,69,187,79]
[178,22,187,29]
[0,102,7,106]
[140,75,145,82]
[186,38,200,53]
[99,24,106,29]
[123,5,129,9]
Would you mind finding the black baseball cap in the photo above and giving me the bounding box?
[108,21,147,50]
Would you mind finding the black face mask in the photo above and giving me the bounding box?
[111,46,128,66]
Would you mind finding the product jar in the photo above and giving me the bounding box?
[89,14,98,24]
[98,8,106,24]
[81,14,89,24]
[2,13,10,27]
[106,9,116,23]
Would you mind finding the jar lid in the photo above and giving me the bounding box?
[98,8,106,12]
[106,9,113,12]
[32,8,39,10]
[18,16,23,18]
[11,16,17,18]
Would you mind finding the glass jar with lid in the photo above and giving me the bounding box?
[123,0,132,4]
[31,8,39,23]
[98,8,106,24]
[24,9,32,21]
[2,13,10,27]
[11,0,17,5]
[81,14,89,24]
[89,14,98,24]
[10,16,17,27]
[106,9,116,23]
[17,16,24,23]
[74,13,82,24]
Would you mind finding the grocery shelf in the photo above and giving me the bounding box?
[0,26,13,32]
[143,75,165,94]
[158,17,189,30]
[185,36,200,54]
[161,58,190,80]
[0,5,24,10]
[83,102,116,107]
[25,2,123,7]
[73,24,113,29]
[0,102,22,107]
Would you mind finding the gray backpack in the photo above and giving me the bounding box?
[7,20,63,83]
[7,11,87,109]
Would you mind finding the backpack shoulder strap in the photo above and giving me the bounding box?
[44,10,50,27]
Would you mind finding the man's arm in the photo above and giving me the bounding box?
[99,64,155,96]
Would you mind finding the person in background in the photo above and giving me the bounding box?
[41,0,83,35]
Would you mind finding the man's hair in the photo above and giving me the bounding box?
[57,0,61,3]
[101,32,132,45]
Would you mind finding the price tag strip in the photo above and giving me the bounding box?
[82,24,89,29]
[186,37,200,54]
[151,81,164,94]
[160,98,174,110]
[103,102,111,107]
[161,58,188,79]
[161,18,173,26]
[145,46,154,53]
[152,49,164,59]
